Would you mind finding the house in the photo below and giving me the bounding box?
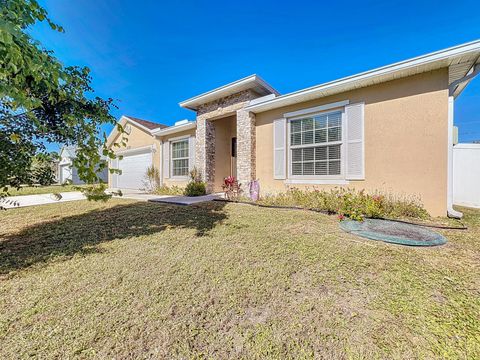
[106,116,169,189]
[58,145,108,184]
[106,40,480,217]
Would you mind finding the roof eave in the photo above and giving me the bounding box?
[152,121,197,136]
[124,116,164,133]
[179,74,279,111]
[246,39,480,113]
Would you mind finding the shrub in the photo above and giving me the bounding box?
[184,181,206,197]
[30,153,57,185]
[142,165,160,192]
[153,185,184,196]
[259,187,429,221]
[222,176,242,201]
[183,167,207,197]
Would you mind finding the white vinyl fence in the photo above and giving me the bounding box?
[453,143,480,208]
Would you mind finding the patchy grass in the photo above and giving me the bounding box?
[4,184,86,196]
[0,200,478,359]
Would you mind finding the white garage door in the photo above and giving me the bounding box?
[116,151,152,190]
[60,165,71,184]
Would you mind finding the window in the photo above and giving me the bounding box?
[171,139,189,177]
[290,111,342,177]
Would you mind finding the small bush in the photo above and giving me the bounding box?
[184,181,206,197]
[183,167,207,197]
[222,176,242,201]
[259,187,429,221]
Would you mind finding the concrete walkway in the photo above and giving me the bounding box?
[112,189,224,205]
[1,191,86,209]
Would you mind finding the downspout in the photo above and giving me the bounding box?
[447,96,462,218]
[159,139,164,187]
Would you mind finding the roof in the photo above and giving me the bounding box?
[125,116,167,130]
[106,115,167,148]
[60,145,77,158]
[245,40,480,113]
[152,120,196,137]
[179,74,279,111]
[59,145,107,160]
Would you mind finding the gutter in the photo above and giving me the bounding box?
[246,40,480,114]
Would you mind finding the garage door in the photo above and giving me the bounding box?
[116,151,152,189]
[60,165,71,184]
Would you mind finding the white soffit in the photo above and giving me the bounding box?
[246,40,480,113]
[179,74,279,110]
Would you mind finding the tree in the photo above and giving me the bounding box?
[30,151,58,185]
[0,0,123,195]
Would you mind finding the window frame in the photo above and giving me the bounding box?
[287,108,346,180]
[170,137,190,179]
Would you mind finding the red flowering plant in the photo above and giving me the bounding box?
[222,176,242,201]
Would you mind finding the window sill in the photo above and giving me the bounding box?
[167,177,189,182]
[284,179,349,185]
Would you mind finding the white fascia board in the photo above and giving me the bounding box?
[152,121,196,137]
[179,74,279,110]
[454,143,480,149]
[249,93,277,106]
[246,40,480,113]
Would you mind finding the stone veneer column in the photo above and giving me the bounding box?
[236,108,256,186]
[195,115,215,192]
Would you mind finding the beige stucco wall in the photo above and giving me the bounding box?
[107,122,160,188]
[213,115,236,191]
[255,68,449,216]
[157,129,196,188]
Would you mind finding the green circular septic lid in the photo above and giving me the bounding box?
[340,218,447,246]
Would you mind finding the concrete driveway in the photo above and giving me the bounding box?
[1,191,86,209]
[1,189,224,209]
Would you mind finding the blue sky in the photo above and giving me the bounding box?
[32,0,480,152]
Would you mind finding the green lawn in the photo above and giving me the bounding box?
[4,184,86,196]
[0,199,479,359]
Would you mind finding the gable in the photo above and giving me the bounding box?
[106,116,156,151]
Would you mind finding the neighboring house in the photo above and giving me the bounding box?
[58,145,108,184]
[106,40,480,217]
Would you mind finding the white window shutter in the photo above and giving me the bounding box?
[273,118,287,179]
[188,136,196,171]
[163,140,170,179]
[345,102,365,180]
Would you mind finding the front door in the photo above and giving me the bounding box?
[231,137,237,179]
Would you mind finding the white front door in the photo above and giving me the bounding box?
[116,151,152,190]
